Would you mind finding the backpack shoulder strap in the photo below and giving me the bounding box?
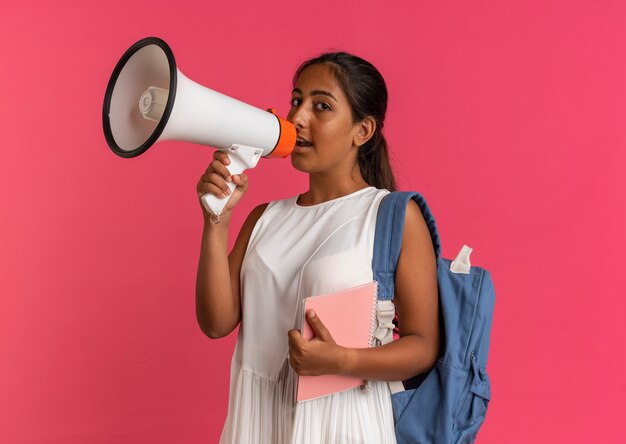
[373,191,442,300]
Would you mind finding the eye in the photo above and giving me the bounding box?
[315,102,331,111]
[290,98,302,107]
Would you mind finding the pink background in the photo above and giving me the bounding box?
[1,0,624,442]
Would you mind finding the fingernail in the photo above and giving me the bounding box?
[226,188,231,195]
[308,310,316,318]
[226,176,232,182]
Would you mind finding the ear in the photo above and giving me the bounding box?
[352,116,376,148]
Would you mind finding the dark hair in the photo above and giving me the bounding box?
[292,52,397,191]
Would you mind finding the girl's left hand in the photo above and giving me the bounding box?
[287,310,347,376]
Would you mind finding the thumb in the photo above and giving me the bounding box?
[232,173,248,192]
[223,174,248,212]
[306,310,332,342]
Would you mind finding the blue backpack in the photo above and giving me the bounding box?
[372,191,495,444]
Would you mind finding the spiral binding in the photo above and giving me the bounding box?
[361,280,379,393]
[367,280,379,348]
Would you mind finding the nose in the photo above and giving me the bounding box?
[287,103,307,130]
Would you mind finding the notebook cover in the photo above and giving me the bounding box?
[295,280,378,403]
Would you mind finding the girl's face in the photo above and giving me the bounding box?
[287,64,362,175]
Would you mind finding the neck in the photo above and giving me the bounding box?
[298,165,370,206]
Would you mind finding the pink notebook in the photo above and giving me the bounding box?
[295,280,379,403]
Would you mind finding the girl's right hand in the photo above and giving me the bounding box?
[196,150,249,222]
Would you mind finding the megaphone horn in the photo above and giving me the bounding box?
[102,37,296,216]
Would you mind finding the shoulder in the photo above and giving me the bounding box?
[231,202,270,254]
[401,199,436,259]
[404,199,424,229]
[243,202,270,229]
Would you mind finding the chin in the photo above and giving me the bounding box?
[290,156,311,173]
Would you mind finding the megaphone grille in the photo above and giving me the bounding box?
[103,37,177,158]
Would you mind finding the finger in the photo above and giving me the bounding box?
[197,179,230,200]
[306,310,331,341]
[288,354,298,372]
[288,329,304,347]
[204,160,233,183]
[198,172,232,196]
[213,150,231,165]
[197,181,230,199]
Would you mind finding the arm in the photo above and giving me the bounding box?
[341,199,440,381]
[195,202,269,339]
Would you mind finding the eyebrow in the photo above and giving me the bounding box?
[292,88,338,102]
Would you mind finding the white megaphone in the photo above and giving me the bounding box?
[102,37,296,216]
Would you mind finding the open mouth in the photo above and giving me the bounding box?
[296,140,313,148]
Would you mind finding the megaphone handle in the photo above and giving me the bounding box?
[201,145,263,216]
[201,175,238,216]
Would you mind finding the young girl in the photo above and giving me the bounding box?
[195,52,439,443]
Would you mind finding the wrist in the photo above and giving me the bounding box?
[339,346,358,376]
[203,214,231,230]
